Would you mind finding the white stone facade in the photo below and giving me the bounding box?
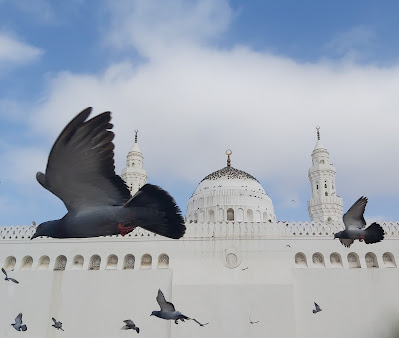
[1,136,398,338]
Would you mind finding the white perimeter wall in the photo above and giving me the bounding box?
[1,236,399,338]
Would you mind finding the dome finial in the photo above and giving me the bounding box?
[134,129,139,143]
[226,149,232,167]
[316,126,320,140]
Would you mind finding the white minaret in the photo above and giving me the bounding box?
[121,130,147,196]
[308,127,343,223]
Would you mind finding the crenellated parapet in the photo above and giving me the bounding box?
[1,221,399,241]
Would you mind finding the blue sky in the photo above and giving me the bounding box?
[1,0,399,226]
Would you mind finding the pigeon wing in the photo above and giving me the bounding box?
[343,196,367,230]
[15,313,22,325]
[8,277,19,284]
[123,320,134,326]
[1,267,7,277]
[36,108,130,212]
[314,302,321,311]
[156,289,175,312]
[52,318,57,324]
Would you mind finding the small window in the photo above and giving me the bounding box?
[106,255,118,270]
[123,254,135,270]
[158,254,169,269]
[72,255,84,270]
[227,208,234,221]
[141,254,152,269]
[89,255,101,270]
[37,256,50,271]
[54,255,67,271]
[325,192,328,196]
[316,185,319,189]
[324,183,327,188]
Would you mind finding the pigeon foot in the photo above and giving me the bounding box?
[117,223,135,236]
[359,234,365,242]
[174,320,179,325]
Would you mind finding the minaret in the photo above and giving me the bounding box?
[121,130,147,196]
[308,127,343,223]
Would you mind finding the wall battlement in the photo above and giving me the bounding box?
[0,221,398,241]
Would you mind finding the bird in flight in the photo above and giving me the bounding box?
[312,302,322,314]
[151,289,208,326]
[11,313,27,331]
[249,317,259,324]
[334,196,384,247]
[51,317,64,331]
[32,107,185,240]
[121,319,139,333]
[2,268,19,284]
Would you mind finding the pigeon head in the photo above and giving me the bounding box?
[31,220,61,239]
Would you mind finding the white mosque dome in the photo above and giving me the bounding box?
[185,151,276,224]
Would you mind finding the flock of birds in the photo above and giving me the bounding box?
[1,108,386,333]
[3,270,208,334]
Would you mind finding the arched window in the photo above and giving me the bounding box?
[54,255,67,271]
[123,254,135,269]
[106,255,118,270]
[247,209,253,221]
[312,253,325,267]
[72,255,84,270]
[141,254,152,269]
[3,256,16,271]
[208,210,215,222]
[237,208,244,222]
[325,192,328,196]
[21,256,33,271]
[89,255,101,270]
[348,253,360,268]
[295,253,307,267]
[365,252,378,268]
[255,210,261,222]
[158,254,169,269]
[383,252,396,267]
[227,208,234,221]
[37,256,50,271]
[330,253,342,267]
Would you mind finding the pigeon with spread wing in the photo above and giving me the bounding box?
[334,196,384,248]
[151,289,208,326]
[32,108,185,240]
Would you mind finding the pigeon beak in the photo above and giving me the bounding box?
[30,233,37,240]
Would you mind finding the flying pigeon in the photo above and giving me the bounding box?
[249,317,259,324]
[31,107,185,240]
[312,302,322,314]
[151,289,208,326]
[2,268,19,284]
[52,317,64,331]
[334,196,384,248]
[11,313,27,331]
[121,319,139,333]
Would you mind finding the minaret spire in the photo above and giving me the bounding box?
[121,130,147,196]
[307,128,343,223]
[226,149,232,167]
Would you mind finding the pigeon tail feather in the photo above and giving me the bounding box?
[124,184,186,239]
[364,222,384,244]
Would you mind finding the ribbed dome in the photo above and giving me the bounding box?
[186,163,276,224]
[201,166,258,182]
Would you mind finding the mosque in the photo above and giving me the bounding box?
[0,129,399,338]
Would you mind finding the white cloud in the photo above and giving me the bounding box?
[104,0,233,57]
[0,32,43,67]
[5,0,399,221]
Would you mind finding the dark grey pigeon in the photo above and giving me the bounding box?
[31,107,185,240]
[52,317,64,331]
[312,302,322,314]
[2,268,19,284]
[334,196,384,248]
[11,313,27,331]
[151,289,208,326]
[121,319,139,333]
[249,317,259,324]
